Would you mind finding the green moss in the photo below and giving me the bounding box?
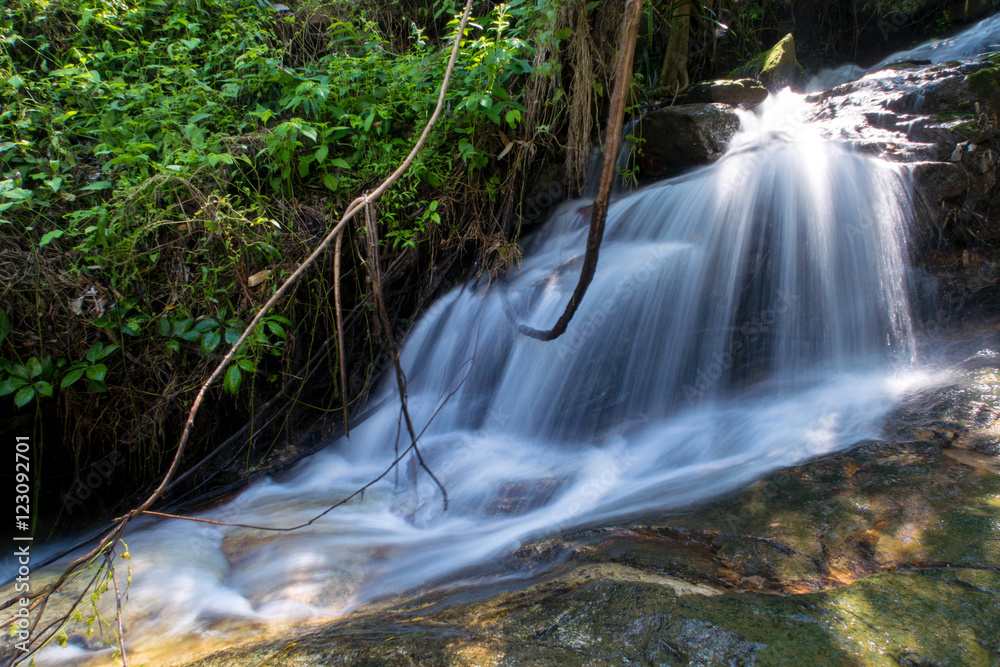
[967,67,1000,104]
[729,33,801,91]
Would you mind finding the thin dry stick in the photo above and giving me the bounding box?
[107,548,129,667]
[0,2,474,661]
[364,197,448,509]
[334,230,350,436]
[138,351,477,533]
[507,0,644,342]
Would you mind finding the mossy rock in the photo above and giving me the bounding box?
[967,66,1000,110]
[733,33,806,93]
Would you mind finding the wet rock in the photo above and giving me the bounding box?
[684,78,769,108]
[182,348,1000,667]
[808,57,1000,267]
[734,33,805,93]
[187,564,1000,667]
[759,33,803,92]
[635,103,740,180]
[486,477,561,517]
[909,161,970,202]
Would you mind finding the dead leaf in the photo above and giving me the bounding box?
[248,269,272,287]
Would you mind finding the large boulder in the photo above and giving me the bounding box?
[733,33,805,92]
[759,33,802,91]
[633,103,740,180]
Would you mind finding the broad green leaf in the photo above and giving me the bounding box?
[0,377,26,395]
[208,153,235,167]
[224,365,242,394]
[34,381,53,398]
[96,344,119,360]
[236,357,255,372]
[322,173,339,191]
[329,158,350,169]
[266,321,286,338]
[157,317,172,337]
[86,343,103,363]
[194,318,219,333]
[173,318,194,335]
[201,330,221,355]
[315,145,329,162]
[60,367,86,388]
[86,364,107,383]
[14,385,34,408]
[39,229,65,247]
[80,181,113,191]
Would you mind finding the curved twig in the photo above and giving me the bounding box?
[507,0,644,341]
[0,2,475,661]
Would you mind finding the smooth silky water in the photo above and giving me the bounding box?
[28,91,945,665]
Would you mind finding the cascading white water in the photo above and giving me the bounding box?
[30,92,936,664]
[808,11,1000,91]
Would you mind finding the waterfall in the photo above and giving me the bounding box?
[32,92,933,663]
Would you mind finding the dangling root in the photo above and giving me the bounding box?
[507,0,644,342]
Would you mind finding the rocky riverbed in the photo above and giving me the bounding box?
[175,319,1000,667]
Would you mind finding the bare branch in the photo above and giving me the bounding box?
[508,0,644,341]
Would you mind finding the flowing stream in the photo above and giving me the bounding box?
[808,10,1000,91]
[31,90,948,664]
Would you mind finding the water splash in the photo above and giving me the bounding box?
[31,92,933,664]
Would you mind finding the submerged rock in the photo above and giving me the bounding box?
[634,103,740,180]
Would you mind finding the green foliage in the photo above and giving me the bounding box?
[60,342,119,392]
[0,0,547,409]
[0,356,55,407]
